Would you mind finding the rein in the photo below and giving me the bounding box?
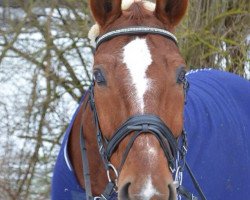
[80,26,206,200]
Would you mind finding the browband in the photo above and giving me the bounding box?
[95,26,178,49]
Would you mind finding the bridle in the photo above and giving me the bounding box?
[80,26,207,200]
[95,26,178,49]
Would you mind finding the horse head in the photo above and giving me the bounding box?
[70,0,187,200]
[87,0,188,199]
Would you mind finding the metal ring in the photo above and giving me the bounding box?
[106,163,119,183]
[174,166,183,186]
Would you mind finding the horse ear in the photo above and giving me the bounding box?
[89,0,122,27]
[155,0,188,28]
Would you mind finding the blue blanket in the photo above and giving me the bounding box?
[183,69,250,199]
[51,69,250,200]
[51,94,86,200]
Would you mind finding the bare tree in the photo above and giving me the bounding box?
[177,0,250,77]
[0,0,92,199]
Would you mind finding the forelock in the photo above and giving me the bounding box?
[88,0,156,44]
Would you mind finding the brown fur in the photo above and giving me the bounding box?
[69,1,188,199]
[155,0,188,29]
[89,0,122,26]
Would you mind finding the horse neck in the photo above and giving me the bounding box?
[68,96,107,195]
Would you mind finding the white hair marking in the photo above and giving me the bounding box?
[139,176,160,200]
[122,38,152,113]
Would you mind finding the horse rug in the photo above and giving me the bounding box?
[51,69,250,200]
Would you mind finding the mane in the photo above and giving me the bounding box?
[88,0,155,44]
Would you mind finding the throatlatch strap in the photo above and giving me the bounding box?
[80,124,117,200]
[80,125,92,200]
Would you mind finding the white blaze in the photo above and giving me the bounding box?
[123,38,152,112]
[140,176,160,200]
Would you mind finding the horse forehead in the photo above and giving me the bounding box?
[94,53,116,65]
[122,38,152,68]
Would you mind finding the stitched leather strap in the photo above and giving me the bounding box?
[80,124,117,200]
[95,26,177,49]
[185,163,207,200]
[80,125,92,200]
[106,114,178,171]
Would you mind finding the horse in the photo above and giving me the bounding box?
[51,0,250,200]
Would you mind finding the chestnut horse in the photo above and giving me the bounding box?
[52,0,250,200]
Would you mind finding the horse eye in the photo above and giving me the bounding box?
[93,69,106,85]
[176,66,186,84]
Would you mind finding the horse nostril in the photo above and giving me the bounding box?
[119,182,131,200]
[168,182,177,200]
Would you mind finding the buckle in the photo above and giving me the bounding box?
[174,166,183,186]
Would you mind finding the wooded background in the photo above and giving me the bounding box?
[0,0,249,199]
